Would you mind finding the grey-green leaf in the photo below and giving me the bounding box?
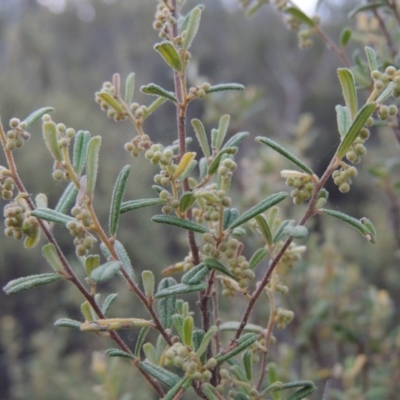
[195,325,217,357]
[320,208,376,243]
[141,83,178,103]
[42,243,64,273]
[54,318,82,329]
[215,333,258,364]
[335,105,352,137]
[109,165,131,236]
[105,348,136,360]
[214,114,230,151]
[228,192,288,230]
[73,130,91,174]
[114,240,136,281]
[191,118,210,159]
[55,182,78,214]
[31,208,75,225]
[223,208,239,230]
[337,68,358,118]
[90,261,121,283]
[101,293,118,316]
[157,277,177,329]
[135,326,150,357]
[152,214,208,233]
[86,136,102,198]
[154,41,183,72]
[23,107,54,128]
[284,7,316,27]
[3,273,63,295]
[208,147,238,175]
[336,102,376,160]
[154,282,207,298]
[256,136,313,175]
[124,72,135,104]
[120,198,165,214]
[205,83,245,93]
[222,131,249,149]
[139,361,180,388]
[219,322,264,334]
[249,248,268,270]
[181,263,208,284]
[365,46,379,72]
[162,376,191,400]
[182,6,202,50]
[203,258,235,279]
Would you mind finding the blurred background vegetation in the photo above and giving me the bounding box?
[0,0,399,399]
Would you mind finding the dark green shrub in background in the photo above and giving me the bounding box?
[1,0,400,399]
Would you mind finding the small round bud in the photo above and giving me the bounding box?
[56,123,66,133]
[371,70,381,80]
[359,128,370,140]
[9,118,20,128]
[385,66,396,76]
[374,80,384,90]
[388,104,398,116]
[339,182,350,193]
[52,170,64,181]
[202,370,212,382]
[66,128,76,138]
[206,358,218,369]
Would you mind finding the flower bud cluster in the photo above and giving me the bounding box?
[274,307,294,329]
[188,82,211,99]
[3,201,38,241]
[95,82,127,122]
[153,4,176,39]
[345,128,369,165]
[0,169,14,200]
[124,133,151,157]
[332,165,358,193]
[377,104,398,120]
[164,342,213,381]
[5,118,30,151]
[371,65,400,98]
[67,206,95,256]
[276,242,305,270]
[284,173,314,205]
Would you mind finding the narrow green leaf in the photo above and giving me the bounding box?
[178,5,205,33]
[86,136,102,198]
[228,192,288,230]
[90,261,121,283]
[365,46,379,72]
[208,147,238,175]
[54,318,81,329]
[243,350,253,381]
[155,334,167,364]
[203,258,235,279]
[283,381,317,400]
[23,107,54,128]
[135,326,150,357]
[340,28,352,47]
[139,361,180,388]
[42,243,64,273]
[376,81,395,103]
[223,208,239,230]
[120,198,165,214]
[215,333,258,364]
[191,118,210,159]
[284,7,316,27]
[43,120,62,162]
[335,105,352,137]
[214,114,230,151]
[222,131,249,149]
[143,97,167,119]
[162,376,191,400]
[141,83,178,103]
[199,157,208,180]
[183,316,194,346]
[172,314,184,339]
[336,102,376,160]
[55,182,78,214]
[101,293,118,316]
[124,72,135,104]
[154,282,207,298]
[154,41,183,72]
[179,191,196,213]
[205,83,245,93]
[105,348,135,360]
[219,322,264,334]
[157,277,177,329]
[143,342,157,364]
[273,220,293,243]
[72,130,91,174]
[195,325,217,357]
[320,208,376,243]
[114,240,136,281]
[97,92,125,113]
[348,2,388,18]
[152,214,208,233]
[249,248,268,270]
[177,160,197,183]
[3,273,63,295]
[337,68,358,118]
[182,7,202,50]
[142,270,155,299]
[109,165,131,236]
[256,136,313,175]
[202,383,219,400]
[31,208,74,225]
[254,214,273,245]
[181,263,207,284]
